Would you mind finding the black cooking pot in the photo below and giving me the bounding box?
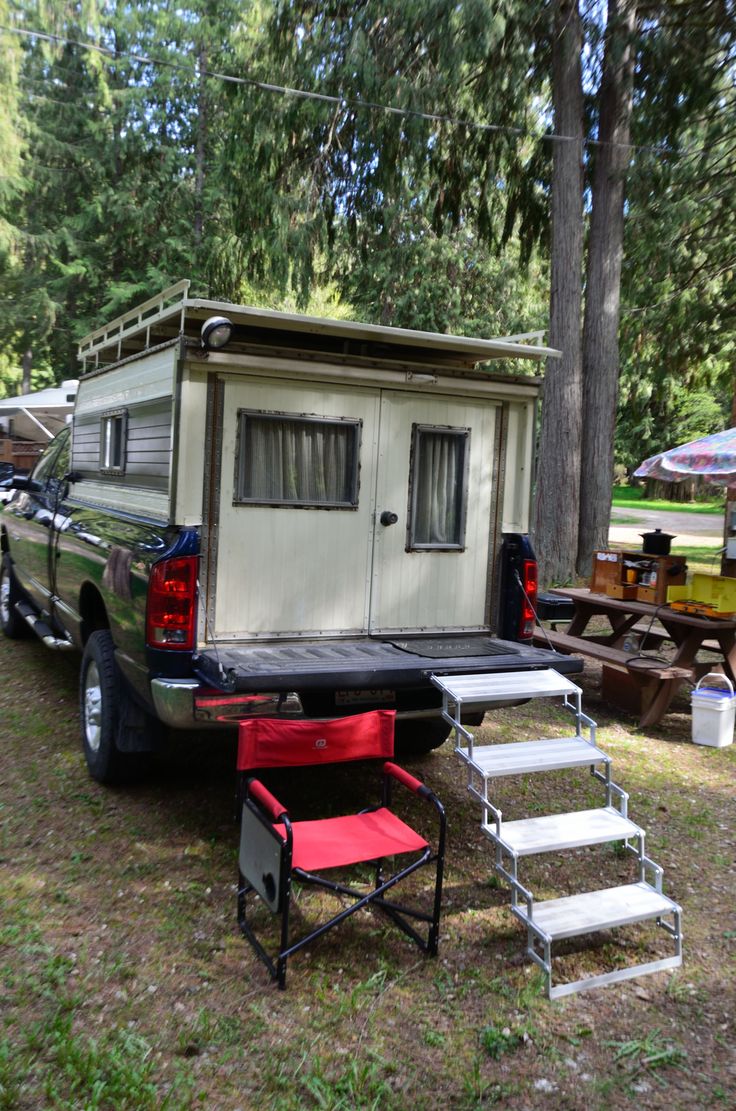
[640,528,676,555]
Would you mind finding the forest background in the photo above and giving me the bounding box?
[0,0,734,583]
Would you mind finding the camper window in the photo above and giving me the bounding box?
[408,425,470,550]
[235,410,361,508]
[100,410,127,474]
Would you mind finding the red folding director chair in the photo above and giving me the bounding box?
[236,710,446,988]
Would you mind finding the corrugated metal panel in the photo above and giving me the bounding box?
[74,346,176,414]
[68,479,170,522]
[71,392,172,497]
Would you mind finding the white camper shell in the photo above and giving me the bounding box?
[71,281,567,729]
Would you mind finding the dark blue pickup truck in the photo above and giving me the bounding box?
[1,284,579,783]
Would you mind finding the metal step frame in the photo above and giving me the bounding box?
[432,668,683,999]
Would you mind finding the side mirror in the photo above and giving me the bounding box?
[0,462,15,482]
[63,471,84,485]
[6,475,42,493]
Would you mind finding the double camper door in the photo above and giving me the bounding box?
[210,376,498,639]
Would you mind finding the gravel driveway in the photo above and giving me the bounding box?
[609,505,723,547]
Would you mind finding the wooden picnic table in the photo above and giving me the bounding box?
[532,587,736,727]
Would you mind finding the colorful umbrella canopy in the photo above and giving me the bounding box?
[634,427,736,485]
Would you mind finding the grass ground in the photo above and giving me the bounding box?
[611,488,724,514]
[1,634,734,1109]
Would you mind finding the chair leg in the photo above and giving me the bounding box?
[276,874,293,990]
[238,870,292,989]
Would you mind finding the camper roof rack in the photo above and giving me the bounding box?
[77,280,559,374]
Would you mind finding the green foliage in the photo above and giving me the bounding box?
[0,0,734,495]
[479,1022,523,1059]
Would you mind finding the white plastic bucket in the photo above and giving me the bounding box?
[691,673,736,748]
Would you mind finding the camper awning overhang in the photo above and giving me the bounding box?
[77,280,560,375]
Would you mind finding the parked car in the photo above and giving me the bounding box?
[1,281,580,783]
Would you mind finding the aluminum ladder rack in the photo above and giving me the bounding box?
[431,669,682,999]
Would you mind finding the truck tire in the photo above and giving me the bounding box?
[394,718,453,756]
[0,555,28,639]
[79,629,149,784]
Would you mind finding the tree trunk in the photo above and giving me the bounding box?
[577,0,638,577]
[194,43,208,250]
[721,376,736,576]
[21,349,32,395]
[534,0,585,586]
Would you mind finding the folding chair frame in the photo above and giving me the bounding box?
[237,761,446,989]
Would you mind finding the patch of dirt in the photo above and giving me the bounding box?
[0,633,734,1109]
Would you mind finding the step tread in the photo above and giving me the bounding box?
[517,882,679,940]
[458,736,608,777]
[431,668,580,706]
[492,806,640,855]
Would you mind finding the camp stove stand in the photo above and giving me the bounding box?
[431,670,682,999]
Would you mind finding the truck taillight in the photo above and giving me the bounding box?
[519,558,538,639]
[146,556,198,650]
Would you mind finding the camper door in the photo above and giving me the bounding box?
[209,375,497,639]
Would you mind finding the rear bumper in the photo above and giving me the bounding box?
[151,681,305,727]
[151,681,462,728]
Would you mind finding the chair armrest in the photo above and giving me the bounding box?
[383,761,430,798]
[383,763,446,856]
[247,778,289,822]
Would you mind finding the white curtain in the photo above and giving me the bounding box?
[413,430,465,545]
[240,416,355,504]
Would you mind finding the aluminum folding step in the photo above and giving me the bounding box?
[489,806,640,856]
[458,735,609,778]
[515,882,682,999]
[515,882,679,939]
[432,667,582,709]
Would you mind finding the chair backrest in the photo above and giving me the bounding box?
[237,710,395,771]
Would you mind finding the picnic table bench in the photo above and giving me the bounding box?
[532,587,736,727]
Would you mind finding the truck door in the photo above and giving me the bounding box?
[4,429,71,610]
[369,391,498,633]
[210,376,381,638]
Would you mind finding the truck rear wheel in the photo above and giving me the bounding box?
[79,630,150,784]
[394,718,453,756]
[0,555,28,639]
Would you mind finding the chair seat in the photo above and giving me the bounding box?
[276,807,429,871]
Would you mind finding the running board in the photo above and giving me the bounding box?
[15,602,75,650]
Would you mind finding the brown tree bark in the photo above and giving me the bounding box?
[577,0,638,576]
[721,376,736,576]
[194,43,208,249]
[21,348,32,395]
[534,0,585,586]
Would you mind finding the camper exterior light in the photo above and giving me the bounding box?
[201,315,233,350]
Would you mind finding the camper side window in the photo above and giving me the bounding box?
[100,410,127,474]
[235,411,361,508]
[408,424,470,550]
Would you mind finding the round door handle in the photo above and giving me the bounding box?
[380,511,399,526]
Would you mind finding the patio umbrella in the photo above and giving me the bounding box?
[634,427,736,486]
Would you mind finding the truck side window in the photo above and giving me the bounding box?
[408,425,470,550]
[100,410,127,474]
[235,411,361,508]
[31,427,71,487]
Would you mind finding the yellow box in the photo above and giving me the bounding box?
[668,573,736,618]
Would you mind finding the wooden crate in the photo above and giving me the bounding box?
[591,551,623,594]
[635,555,687,605]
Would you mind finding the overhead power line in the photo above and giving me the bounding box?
[0,21,681,159]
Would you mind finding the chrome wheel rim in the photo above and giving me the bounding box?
[0,568,10,626]
[83,661,103,754]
